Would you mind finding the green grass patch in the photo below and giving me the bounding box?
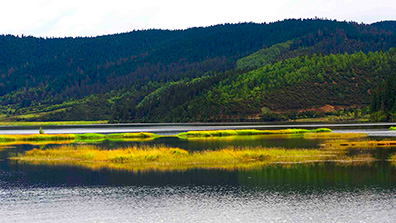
[177,128,331,138]
[309,128,332,133]
[389,126,396,131]
[0,121,108,126]
[75,133,107,140]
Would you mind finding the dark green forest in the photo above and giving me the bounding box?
[1,18,395,122]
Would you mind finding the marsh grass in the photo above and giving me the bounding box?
[0,134,76,142]
[0,121,108,126]
[177,128,331,138]
[0,132,160,145]
[12,144,375,171]
[0,140,76,146]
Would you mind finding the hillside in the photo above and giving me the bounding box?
[1,19,395,122]
[115,50,395,122]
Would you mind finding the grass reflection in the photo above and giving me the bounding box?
[325,140,396,148]
[303,132,367,139]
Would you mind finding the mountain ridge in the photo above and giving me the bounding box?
[1,19,395,122]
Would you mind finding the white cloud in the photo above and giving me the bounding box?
[0,0,394,37]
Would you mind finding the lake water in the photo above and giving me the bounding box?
[1,123,396,222]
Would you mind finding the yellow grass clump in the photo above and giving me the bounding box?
[390,153,396,165]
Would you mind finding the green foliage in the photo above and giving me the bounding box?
[260,112,288,122]
[369,49,396,121]
[389,126,396,131]
[372,21,396,33]
[39,127,44,134]
[169,50,393,122]
[236,41,293,70]
[310,128,332,133]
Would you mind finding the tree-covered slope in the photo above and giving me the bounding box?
[120,49,395,122]
[1,18,395,122]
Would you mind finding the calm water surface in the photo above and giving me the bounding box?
[1,123,396,222]
[1,162,396,223]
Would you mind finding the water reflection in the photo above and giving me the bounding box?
[2,161,396,189]
[1,183,395,223]
[1,159,396,223]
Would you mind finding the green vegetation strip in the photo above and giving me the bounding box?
[0,132,159,143]
[11,144,373,171]
[177,128,331,137]
[0,134,76,142]
[390,126,396,131]
[0,121,108,126]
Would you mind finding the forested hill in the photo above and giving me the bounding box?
[1,19,395,122]
[372,20,396,33]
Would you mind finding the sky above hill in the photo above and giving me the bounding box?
[2,0,395,37]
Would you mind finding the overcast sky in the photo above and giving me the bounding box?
[1,0,395,37]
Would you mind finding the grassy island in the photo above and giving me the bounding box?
[176,128,331,138]
[0,132,159,144]
[11,144,375,171]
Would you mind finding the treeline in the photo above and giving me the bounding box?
[370,48,396,121]
[2,19,355,100]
